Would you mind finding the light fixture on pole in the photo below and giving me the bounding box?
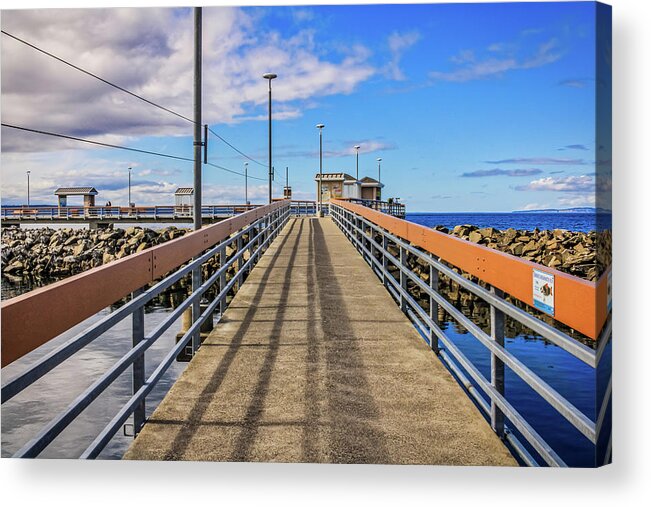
[26,170,31,207]
[128,166,132,206]
[316,123,325,217]
[354,145,361,181]
[244,162,249,205]
[263,72,277,204]
[377,158,382,200]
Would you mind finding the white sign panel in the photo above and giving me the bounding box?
[533,269,555,316]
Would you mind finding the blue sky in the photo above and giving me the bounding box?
[1,2,609,211]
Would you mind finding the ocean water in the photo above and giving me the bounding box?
[405,212,611,467]
[406,212,611,233]
[1,212,611,465]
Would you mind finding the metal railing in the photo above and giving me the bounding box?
[289,200,318,216]
[330,200,612,467]
[344,198,406,218]
[1,201,292,458]
[0,204,262,222]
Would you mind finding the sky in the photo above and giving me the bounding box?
[0,2,611,211]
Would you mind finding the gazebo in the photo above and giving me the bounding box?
[54,187,98,207]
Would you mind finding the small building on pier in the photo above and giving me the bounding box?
[54,187,98,207]
[360,176,384,201]
[315,173,362,202]
[174,187,194,206]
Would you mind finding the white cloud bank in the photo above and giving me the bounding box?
[1,7,376,153]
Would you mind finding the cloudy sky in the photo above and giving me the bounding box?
[1,2,610,211]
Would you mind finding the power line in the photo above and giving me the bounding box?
[1,30,278,178]
[1,30,194,125]
[207,127,266,168]
[2,122,270,181]
[1,123,195,162]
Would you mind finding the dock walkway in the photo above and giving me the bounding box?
[125,217,516,465]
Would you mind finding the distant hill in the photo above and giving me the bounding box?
[513,207,611,214]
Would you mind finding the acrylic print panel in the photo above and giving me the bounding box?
[0,2,611,467]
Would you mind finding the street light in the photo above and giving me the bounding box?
[128,166,132,206]
[377,158,382,200]
[26,170,31,207]
[354,145,361,181]
[316,123,325,217]
[244,162,249,205]
[263,72,277,204]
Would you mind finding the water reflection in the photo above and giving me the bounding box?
[1,304,189,459]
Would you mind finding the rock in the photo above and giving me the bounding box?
[522,240,538,254]
[468,231,483,243]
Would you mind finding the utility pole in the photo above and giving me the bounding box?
[193,8,202,232]
[26,171,31,207]
[263,73,277,204]
[128,167,132,206]
[191,6,203,355]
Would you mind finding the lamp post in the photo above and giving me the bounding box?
[244,162,248,205]
[377,158,382,201]
[316,123,325,217]
[26,170,31,207]
[128,166,132,206]
[354,145,361,181]
[263,72,277,204]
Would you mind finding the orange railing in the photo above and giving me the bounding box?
[1,200,289,367]
[333,199,609,340]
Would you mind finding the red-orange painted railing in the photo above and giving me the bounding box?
[1,201,289,367]
[333,199,609,340]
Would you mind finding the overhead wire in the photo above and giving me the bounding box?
[1,30,194,125]
[3,30,289,189]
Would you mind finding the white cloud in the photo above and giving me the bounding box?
[515,175,595,192]
[557,194,596,207]
[384,30,420,81]
[429,38,562,83]
[1,7,376,153]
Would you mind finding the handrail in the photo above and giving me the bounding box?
[329,201,612,467]
[332,199,608,340]
[2,202,291,458]
[0,204,263,221]
[1,201,288,367]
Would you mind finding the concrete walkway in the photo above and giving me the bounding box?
[125,218,516,465]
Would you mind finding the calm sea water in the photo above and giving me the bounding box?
[1,212,611,465]
[406,212,611,233]
[404,212,611,467]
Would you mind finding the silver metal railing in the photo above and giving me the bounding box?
[330,202,612,467]
[2,203,291,458]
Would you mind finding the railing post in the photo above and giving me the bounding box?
[382,233,389,289]
[490,285,506,438]
[191,266,202,354]
[399,245,408,312]
[429,262,440,354]
[131,288,145,435]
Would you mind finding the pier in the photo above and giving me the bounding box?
[124,217,514,464]
[0,200,612,465]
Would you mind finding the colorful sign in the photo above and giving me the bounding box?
[533,269,555,316]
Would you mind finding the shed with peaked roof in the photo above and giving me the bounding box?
[174,187,194,206]
[54,187,99,207]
